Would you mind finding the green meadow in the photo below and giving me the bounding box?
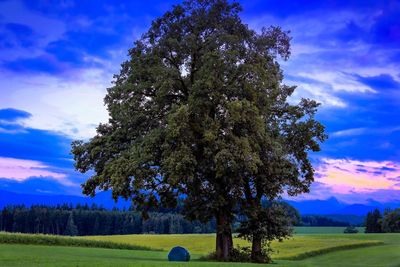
[0,228,399,266]
[82,232,381,259]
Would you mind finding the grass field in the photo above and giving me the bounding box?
[0,232,157,251]
[82,232,381,259]
[0,228,399,266]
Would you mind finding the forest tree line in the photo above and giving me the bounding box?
[0,203,353,236]
[365,208,400,233]
[0,204,216,236]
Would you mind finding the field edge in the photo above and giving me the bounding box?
[279,241,385,260]
[0,232,160,252]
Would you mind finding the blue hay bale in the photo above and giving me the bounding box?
[168,246,190,262]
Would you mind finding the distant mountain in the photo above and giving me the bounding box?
[336,204,378,216]
[0,190,130,210]
[287,197,400,216]
[287,197,345,215]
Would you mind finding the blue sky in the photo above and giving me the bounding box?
[0,0,399,203]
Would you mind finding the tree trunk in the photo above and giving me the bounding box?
[215,211,233,261]
[251,236,263,263]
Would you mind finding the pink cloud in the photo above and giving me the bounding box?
[316,158,400,193]
[0,157,74,186]
[288,158,400,203]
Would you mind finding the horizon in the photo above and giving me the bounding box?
[1,0,399,204]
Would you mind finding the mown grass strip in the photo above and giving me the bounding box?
[0,232,160,251]
[280,241,384,260]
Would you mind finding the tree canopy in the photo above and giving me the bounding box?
[365,209,383,233]
[72,0,326,262]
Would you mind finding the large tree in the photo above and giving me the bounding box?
[381,208,400,233]
[72,0,325,261]
[233,90,326,261]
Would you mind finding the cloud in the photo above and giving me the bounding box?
[0,0,152,139]
[0,0,152,76]
[0,0,66,62]
[0,108,31,122]
[297,72,375,94]
[3,0,395,140]
[355,73,400,90]
[285,71,377,108]
[291,158,400,203]
[315,158,400,194]
[369,1,400,46]
[0,119,87,195]
[330,128,367,137]
[287,80,347,108]
[2,54,67,74]
[245,0,400,114]
[0,68,109,139]
[295,182,400,204]
[0,117,73,166]
[0,156,74,186]
[0,108,32,134]
[331,126,400,138]
[3,23,35,48]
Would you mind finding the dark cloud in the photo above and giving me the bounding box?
[0,109,73,168]
[328,2,400,48]
[335,21,366,44]
[355,74,400,90]
[0,22,36,48]
[5,23,33,37]
[380,166,398,172]
[333,165,350,172]
[0,1,170,74]
[370,2,400,46]
[44,30,122,66]
[44,39,83,65]
[0,108,31,121]
[2,55,66,74]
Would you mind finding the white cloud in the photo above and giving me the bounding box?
[331,128,367,137]
[289,82,347,108]
[0,68,110,139]
[331,126,400,138]
[297,72,376,93]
